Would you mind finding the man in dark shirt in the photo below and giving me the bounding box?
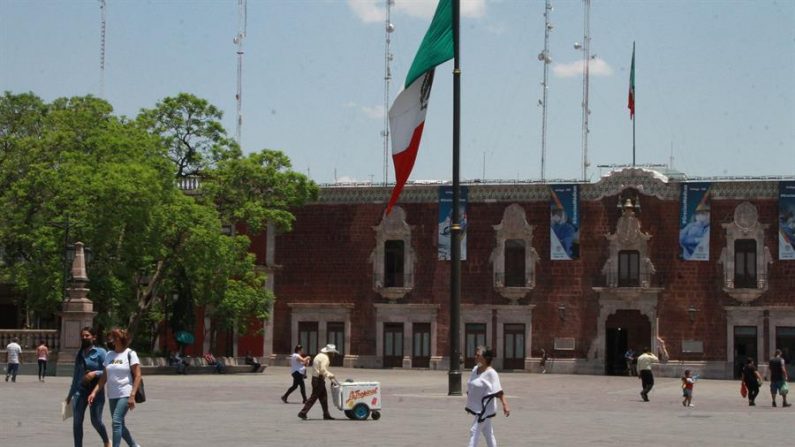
[768,349,791,408]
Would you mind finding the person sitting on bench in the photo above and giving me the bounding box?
[244,351,263,373]
[203,352,224,374]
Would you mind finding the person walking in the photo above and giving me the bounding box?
[65,327,110,447]
[624,348,636,376]
[297,344,339,420]
[465,346,510,447]
[36,340,49,382]
[681,369,697,407]
[4,337,22,383]
[637,338,668,402]
[88,328,143,447]
[767,349,791,408]
[742,357,763,406]
[282,344,310,403]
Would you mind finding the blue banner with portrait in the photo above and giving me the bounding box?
[550,185,580,260]
[438,186,468,261]
[679,183,711,261]
[779,181,795,260]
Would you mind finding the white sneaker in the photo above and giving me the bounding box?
[688,404,695,407]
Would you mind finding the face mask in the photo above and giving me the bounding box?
[81,339,92,349]
[107,342,115,350]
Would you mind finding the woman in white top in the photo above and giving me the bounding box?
[281,344,310,403]
[88,328,142,447]
[465,346,510,447]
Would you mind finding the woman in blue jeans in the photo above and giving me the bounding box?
[65,327,110,447]
[89,328,142,447]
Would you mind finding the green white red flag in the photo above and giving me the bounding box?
[386,0,454,214]
[628,43,635,119]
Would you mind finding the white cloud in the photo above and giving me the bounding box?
[347,0,383,24]
[360,104,386,119]
[348,0,486,23]
[344,101,386,119]
[552,58,614,78]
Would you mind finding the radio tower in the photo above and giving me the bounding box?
[99,0,106,98]
[382,0,395,186]
[580,0,591,181]
[234,0,247,147]
[537,0,553,182]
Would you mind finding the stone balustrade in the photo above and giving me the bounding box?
[0,329,60,351]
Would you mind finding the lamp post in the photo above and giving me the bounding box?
[688,305,698,323]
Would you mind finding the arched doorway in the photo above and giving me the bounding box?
[605,310,651,375]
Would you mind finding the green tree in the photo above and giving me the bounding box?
[0,92,316,351]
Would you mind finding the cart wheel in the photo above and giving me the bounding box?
[371,411,381,421]
[344,410,356,420]
[352,403,370,421]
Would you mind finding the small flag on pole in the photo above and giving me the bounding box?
[628,42,636,119]
[386,0,454,215]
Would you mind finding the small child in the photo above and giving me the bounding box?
[682,370,697,407]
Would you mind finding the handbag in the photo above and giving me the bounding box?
[128,351,146,403]
[61,400,73,421]
[740,381,748,398]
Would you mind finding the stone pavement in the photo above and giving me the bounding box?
[0,366,790,446]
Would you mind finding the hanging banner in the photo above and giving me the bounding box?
[438,186,468,261]
[780,181,795,260]
[550,185,580,260]
[679,183,711,261]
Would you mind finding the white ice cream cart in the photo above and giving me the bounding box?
[331,380,382,420]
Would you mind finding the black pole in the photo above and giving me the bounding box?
[448,0,462,396]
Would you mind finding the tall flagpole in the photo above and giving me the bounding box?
[632,41,636,167]
[448,0,462,396]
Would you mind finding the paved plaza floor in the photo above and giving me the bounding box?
[1,366,790,446]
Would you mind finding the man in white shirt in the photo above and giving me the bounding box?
[637,338,668,402]
[298,344,339,420]
[5,337,22,383]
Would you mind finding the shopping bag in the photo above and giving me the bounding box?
[740,381,748,398]
[61,401,73,421]
[781,381,789,396]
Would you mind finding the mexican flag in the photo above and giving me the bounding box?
[386,0,454,214]
[628,43,635,119]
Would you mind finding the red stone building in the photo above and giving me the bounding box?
[250,168,795,379]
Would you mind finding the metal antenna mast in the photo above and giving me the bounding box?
[234,0,247,147]
[382,0,395,186]
[537,0,553,182]
[580,0,591,181]
[99,0,106,98]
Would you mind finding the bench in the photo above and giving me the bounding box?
[137,356,266,375]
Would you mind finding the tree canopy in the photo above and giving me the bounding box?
[0,91,318,351]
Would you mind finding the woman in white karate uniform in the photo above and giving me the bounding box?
[465,346,510,447]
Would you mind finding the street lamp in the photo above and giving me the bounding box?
[688,305,698,323]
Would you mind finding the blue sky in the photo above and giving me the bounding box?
[1,0,793,184]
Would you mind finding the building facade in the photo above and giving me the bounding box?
[259,169,795,378]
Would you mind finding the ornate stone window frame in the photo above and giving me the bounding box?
[724,306,764,373]
[370,207,415,301]
[490,204,539,302]
[373,303,439,368]
[494,304,535,370]
[718,201,773,304]
[287,303,354,364]
[601,200,655,288]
